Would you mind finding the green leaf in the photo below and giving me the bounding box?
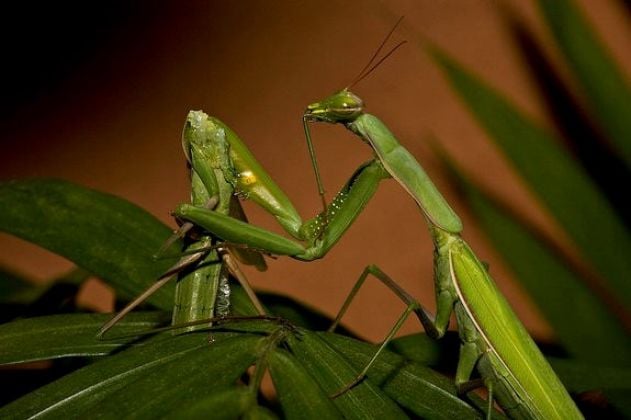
[230,284,264,317]
[323,332,505,419]
[550,357,631,394]
[448,162,631,365]
[0,179,179,308]
[505,17,630,227]
[262,291,354,336]
[0,333,260,418]
[550,357,631,417]
[85,336,260,418]
[269,348,342,419]
[537,0,631,165]
[431,50,631,309]
[285,329,408,420]
[0,312,170,364]
[230,286,355,336]
[244,405,279,420]
[167,388,253,420]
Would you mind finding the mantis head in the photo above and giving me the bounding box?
[303,89,364,124]
[303,16,404,126]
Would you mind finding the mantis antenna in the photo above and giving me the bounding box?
[347,16,407,89]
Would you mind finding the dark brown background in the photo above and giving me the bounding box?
[1,0,628,342]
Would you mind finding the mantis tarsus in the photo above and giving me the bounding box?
[169,25,584,420]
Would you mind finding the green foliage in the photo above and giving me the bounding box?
[0,179,501,419]
[0,179,177,308]
[1,0,629,417]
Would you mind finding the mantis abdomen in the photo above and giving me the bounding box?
[444,233,582,419]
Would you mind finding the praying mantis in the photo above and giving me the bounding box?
[101,23,584,419]
[168,31,583,420]
[99,110,270,336]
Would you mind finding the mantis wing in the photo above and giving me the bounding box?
[450,242,582,419]
[350,114,462,234]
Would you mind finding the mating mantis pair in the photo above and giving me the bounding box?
[101,24,583,420]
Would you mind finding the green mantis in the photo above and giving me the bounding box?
[167,43,584,420]
[99,111,270,336]
[99,26,583,419]
[174,98,583,420]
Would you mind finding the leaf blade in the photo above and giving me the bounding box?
[285,330,408,420]
[269,348,342,420]
[537,0,631,166]
[0,312,170,364]
[0,333,259,418]
[0,179,179,308]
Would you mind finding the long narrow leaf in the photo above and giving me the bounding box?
[81,336,260,418]
[0,179,179,308]
[507,17,631,227]
[432,50,631,308]
[0,333,260,418]
[549,357,631,417]
[0,312,170,364]
[387,331,460,369]
[14,268,90,318]
[286,330,408,420]
[549,357,631,394]
[167,388,254,420]
[269,348,342,419]
[537,0,631,165]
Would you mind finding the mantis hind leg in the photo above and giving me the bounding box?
[455,342,482,393]
[328,264,455,397]
[455,347,500,420]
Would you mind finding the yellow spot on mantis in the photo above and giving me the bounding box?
[239,170,257,186]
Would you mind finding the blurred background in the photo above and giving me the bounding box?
[1,0,629,343]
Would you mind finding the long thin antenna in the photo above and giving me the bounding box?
[349,40,407,89]
[347,16,405,89]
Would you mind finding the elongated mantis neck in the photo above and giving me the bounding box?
[345,112,464,234]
